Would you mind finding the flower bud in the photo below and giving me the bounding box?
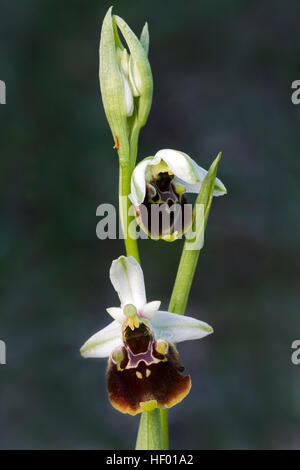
[99,7,131,160]
[99,8,153,164]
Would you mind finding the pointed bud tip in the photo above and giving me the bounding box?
[212,151,227,196]
[142,22,149,34]
[104,5,113,21]
[215,151,222,164]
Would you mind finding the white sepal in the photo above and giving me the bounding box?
[151,311,213,343]
[80,320,123,358]
[110,256,146,309]
[173,159,227,197]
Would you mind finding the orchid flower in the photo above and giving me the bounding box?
[129,149,226,240]
[80,255,213,416]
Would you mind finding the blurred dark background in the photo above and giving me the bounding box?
[0,0,300,449]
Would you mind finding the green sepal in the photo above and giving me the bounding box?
[99,7,130,163]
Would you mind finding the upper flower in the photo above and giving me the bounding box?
[128,149,227,240]
[80,256,213,415]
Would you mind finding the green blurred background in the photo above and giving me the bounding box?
[0,0,300,449]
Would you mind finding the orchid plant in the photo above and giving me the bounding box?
[81,7,227,450]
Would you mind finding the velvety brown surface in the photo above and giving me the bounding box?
[107,341,191,415]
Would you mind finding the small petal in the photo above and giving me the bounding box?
[106,307,126,324]
[80,320,122,358]
[129,56,141,96]
[120,71,134,116]
[151,311,213,343]
[140,301,161,320]
[110,256,146,309]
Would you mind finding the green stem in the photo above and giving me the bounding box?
[167,242,200,314]
[160,153,223,449]
[119,163,140,262]
[135,408,163,450]
[160,407,169,450]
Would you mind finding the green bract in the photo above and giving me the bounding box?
[99,7,129,161]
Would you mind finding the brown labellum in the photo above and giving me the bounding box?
[107,323,191,415]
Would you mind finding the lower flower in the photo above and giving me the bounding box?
[80,255,213,415]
